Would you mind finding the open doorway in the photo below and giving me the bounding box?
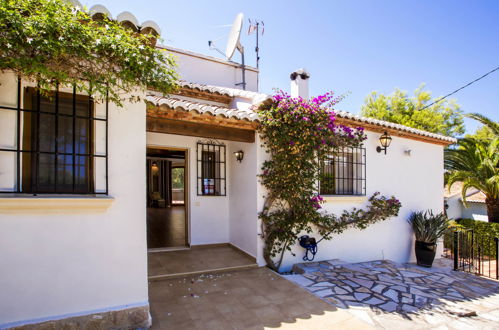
[146,147,188,249]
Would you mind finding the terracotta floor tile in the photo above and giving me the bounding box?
[149,266,373,330]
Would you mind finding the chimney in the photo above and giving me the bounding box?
[290,68,310,99]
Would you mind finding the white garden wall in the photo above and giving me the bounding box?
[0,73,149,327]
[256,131,445,271]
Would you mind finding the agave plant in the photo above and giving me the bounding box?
[408,211,449,243]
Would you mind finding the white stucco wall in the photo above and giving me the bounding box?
[147,133,225,245]
[445,195,463,220]
[256,131,446,272]
[446,195,488,222]
[146,132,259,255]
[164,46,259,92]
[0,74,149,326]
[461,202,488,221]
[228,140,258,258]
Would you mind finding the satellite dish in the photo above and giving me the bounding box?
[225,13,244,60]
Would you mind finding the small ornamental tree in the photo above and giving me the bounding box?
[258,92,401,271]
[0,0,178,105]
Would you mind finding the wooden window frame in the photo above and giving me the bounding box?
[0,79,109,195]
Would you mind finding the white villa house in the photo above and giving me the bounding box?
[0,5,456,329]
[445,182,488,221]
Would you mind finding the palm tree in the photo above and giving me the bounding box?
[445,137,499,223]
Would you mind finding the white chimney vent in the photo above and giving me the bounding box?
[290,68,310,100]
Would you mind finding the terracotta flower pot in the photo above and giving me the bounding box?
[415,240,437,267]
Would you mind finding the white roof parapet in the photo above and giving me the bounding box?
[146,95,259,122]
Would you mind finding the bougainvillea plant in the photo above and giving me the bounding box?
[257,91,401,271]
[0,0,178,105]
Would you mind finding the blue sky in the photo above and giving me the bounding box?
[81,0,499,135]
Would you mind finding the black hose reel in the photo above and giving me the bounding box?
[299,235,318,261]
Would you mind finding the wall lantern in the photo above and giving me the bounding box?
[151,161,159,175]
[376,132,392,154]
[234,150,244,163]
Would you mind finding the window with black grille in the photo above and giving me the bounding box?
[0,79,108,195]
[196,141,226,196]
[319,147,366,196]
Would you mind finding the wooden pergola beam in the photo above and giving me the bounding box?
[147,117,255,143]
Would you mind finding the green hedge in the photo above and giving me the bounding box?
[457,219,498,258]
[457,218,499,239]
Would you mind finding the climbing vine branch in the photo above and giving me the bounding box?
[0,0,178,105]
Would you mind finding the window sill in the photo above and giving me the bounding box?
[0,195,114,214]
[323,195,367,203]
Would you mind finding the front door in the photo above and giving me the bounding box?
[146,148,188,249]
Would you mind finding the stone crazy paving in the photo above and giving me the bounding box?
[284,259,499,329]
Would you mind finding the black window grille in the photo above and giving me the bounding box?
[196,140,226,196]
[0,78,108,194]
[319,146,366,196]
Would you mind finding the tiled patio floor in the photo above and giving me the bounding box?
[284,258,499,329]
[148,267,372,329]
[148,245,258,279]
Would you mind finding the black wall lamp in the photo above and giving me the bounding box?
[376,132,392,154]
[234,150,244,162]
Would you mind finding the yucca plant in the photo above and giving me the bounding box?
[408,210,449,243]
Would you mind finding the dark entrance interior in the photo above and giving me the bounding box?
[146,148,187,249]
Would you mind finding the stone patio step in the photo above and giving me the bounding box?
[148,244,258,281]
[148,263,259,281]
[292,259,351,274]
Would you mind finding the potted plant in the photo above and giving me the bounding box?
[407,210,449,267]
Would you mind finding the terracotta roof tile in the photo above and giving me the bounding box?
[146,95,259,121]
[463,190,487,203]
[148,82,457,144]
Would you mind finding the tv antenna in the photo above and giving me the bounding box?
[209,13,246,90]
[248,19,264,70]
[248,19,264,90]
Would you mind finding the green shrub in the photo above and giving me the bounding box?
[457,218,499,258]
[457,218,499,238]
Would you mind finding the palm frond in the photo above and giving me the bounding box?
[465,113,499,136]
